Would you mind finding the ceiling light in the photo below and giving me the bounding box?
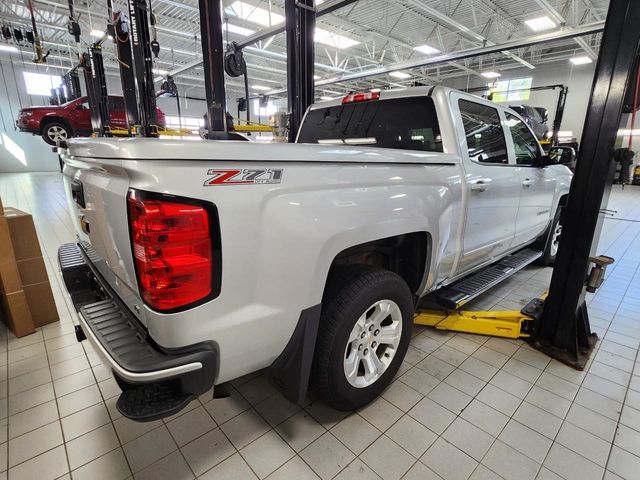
[371,88,381,93]
[90,29,105,38]
[226,1,284,27]
[315,28,360,49]
[570,56,593,65]
[252,85,272,91]
[414,45,440,55]
[320,96,334,101]
[389,71,411,79]
[314,75,320,80]
[153,68,168,75]
[481,71,501,79]
[524,16,556,32]
[0,45,18,53]
[224,23,255,37]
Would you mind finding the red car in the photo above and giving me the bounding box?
[16,96,166,145]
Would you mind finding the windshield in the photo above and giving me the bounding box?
[297,96,443,152]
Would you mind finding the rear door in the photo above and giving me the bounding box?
[451,94,521,274]
[504,112,556,246]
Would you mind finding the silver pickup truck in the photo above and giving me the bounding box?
[58,86,573,421]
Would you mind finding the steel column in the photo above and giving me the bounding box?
[533,0,640,368]
[109,0,139,129]
[82,47,109,135]
[285,0,315,142]
[128,0,159,136]
[198,0,226,135]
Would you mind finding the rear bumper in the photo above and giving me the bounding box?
[58,243,216,419]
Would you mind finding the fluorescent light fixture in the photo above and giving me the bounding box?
[0,45,19,53]
[389,71,411,79]
[90,29,105,38]
[314,75,321,80]
[481,71,501,79]
[570,56,593,65]
[252,85,272,91]
[524,16,556,32]
[224,23,255,36]
[153,68,168,75]
[557,130,574,137]
[314,28,360,49]
[319,96,334,101]
[414,45,440,55]
[226,1,284,27]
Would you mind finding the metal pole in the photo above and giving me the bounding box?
[198,0,226,135]
[128,0,159,136]
[285,0,315,142]
[533,0,640,368]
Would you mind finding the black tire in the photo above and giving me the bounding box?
[42,122,71,146]
[537,207,562,266]
[311,266,413,411]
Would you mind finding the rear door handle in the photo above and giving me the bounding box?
[470,179,490,192]
[522,179,534,188]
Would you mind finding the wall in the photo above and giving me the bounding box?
[0,59,63,173]
[445,62,597,141]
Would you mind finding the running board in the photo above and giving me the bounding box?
[436,248,543,309]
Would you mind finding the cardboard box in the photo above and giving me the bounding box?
[0,207,59,336]
[24,282,58,327]
[0,291,35,337]
[2,207,43,261]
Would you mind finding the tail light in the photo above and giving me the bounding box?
[127,190,220,312]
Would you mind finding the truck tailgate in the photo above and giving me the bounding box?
[61,156,145,325]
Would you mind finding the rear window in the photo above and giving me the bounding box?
[297,96,442,152]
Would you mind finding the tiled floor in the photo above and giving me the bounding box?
[0,172,639,480]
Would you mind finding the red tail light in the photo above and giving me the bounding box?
[127,190,220,312]
[342,91,380,104]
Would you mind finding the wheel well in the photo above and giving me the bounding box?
[329,232,430,293]
[40,117,72,135]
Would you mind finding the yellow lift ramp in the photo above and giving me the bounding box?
[414,294,546,340]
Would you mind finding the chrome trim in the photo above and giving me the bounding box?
[78,312,203,383]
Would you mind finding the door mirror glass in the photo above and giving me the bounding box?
[548,146,576,165]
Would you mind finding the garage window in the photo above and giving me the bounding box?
[459,100,508,164]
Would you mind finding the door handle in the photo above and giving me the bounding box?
[470,179,490,192]
[522,179,534,188]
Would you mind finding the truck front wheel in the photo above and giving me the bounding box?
[311,267,413,410]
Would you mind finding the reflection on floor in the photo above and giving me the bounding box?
[0,173,639,480]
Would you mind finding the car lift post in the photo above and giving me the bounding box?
[198,0,227,137]
[127,0,159,136]
[63,68,81,101]
[108,0,140,131]
[532,0,640,369]
[82,44,110,137]
[285,0,315,143]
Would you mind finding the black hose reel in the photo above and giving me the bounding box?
[224,42,251,126]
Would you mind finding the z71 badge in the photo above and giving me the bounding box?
[204,168,283,186]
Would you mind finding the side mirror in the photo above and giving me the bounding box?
[548,146,576,165]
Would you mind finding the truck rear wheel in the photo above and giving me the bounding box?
[311,266,413,411]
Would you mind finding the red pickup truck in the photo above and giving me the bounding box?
[16,96,166,145]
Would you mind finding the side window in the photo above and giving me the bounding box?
[458,100,508,164]
[505,113,541,165]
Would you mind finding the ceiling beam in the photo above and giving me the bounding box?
[261,21,604,95]
[401,0,536,70]
[532,0,597,59]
